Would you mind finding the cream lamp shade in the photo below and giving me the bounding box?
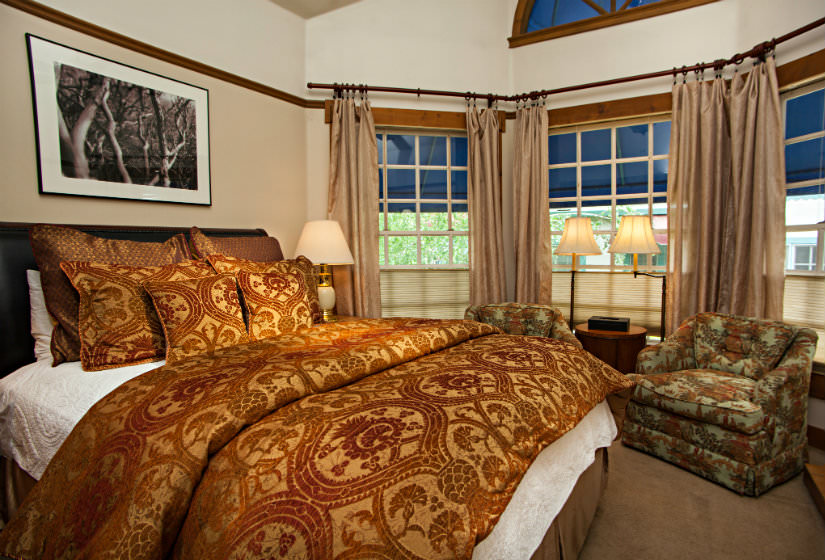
[294,220,354,322]
[554,217,602,260]
[609,215,660,271]
[294,220,354,265]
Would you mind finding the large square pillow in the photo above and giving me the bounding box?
[236,270,313,340]
[693,312,796,380]
[60,260,215,371]
[30,224,190,365]
[143,274,249,364]
[207,254,321,323]
[189,226,284,262]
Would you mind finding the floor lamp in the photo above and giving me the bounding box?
[609,215,666,338]
[554,217,602,327]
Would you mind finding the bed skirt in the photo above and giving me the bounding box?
[1,448,608,558]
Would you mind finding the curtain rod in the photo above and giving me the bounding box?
[307,16,824,105]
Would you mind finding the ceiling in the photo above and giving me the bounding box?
[269,0,364,18]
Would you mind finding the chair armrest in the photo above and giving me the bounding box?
[635,317,696,374]
[464,305,480,322]
[754,327,818,451]
[636,341,696,375]
[550,320,583,348]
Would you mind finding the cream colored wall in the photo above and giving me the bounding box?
[511,0,825,109]
[0,3,308,254]
[35,0,307,97]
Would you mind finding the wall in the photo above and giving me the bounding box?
[0,1,308,254]
[512,0,825,108]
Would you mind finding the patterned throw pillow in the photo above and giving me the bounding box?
[207,254,321,323]
[60,260,215,371]
[693,312,796,380]
[236,270,313,340]
[30,224,191,365]
[143,274,249,364]
[189,226,284,262]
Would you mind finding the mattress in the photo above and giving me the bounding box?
[0,358,616,559]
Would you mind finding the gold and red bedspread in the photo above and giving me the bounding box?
[0,318,632,559]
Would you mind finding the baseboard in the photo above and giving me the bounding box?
[809,425,825,451]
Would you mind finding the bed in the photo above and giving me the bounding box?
[0,222,632,559]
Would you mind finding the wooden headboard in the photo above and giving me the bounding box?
[0,222,269,377]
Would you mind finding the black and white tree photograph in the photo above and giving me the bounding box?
[55,62,198,189]
[27,34,211,205]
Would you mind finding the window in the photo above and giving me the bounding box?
[549,117,670,271]
[547,117,670,337]
[781,82,824,365]
[377,131,470,319]
[509,0,721,47]
[782,83,825,274]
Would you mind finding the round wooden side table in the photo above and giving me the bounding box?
[574,323,647,374]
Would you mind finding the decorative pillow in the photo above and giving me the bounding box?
[143,274,249,364]
[60,260,215,371]
[189,226,284,262]
[27,270,55,362]
[207,254,321,323]
[693,312,796,380]
[236,270,313,340]
[29,224,191,365]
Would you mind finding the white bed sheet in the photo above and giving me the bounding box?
[0,359,163,479]
[0,359,616,558]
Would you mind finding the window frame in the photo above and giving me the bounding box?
[781,80,825,277]
[549,115,671,272]
[377,128,470,270]
[509,0,721,47]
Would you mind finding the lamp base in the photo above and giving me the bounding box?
[318,283,337,323]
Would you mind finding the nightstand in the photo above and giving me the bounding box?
[574,323,647,374]
[326,315,362,323]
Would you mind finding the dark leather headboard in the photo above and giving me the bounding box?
[0,223,270,377]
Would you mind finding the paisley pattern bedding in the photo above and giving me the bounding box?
[0,318,632,559]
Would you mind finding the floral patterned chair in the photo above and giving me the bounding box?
[622,312,818,496]
[464,302,582,348]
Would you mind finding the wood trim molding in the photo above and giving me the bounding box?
[810,425,825,451]
[0,0,324,109]
[508,0,721,48]
[324,101,507,132]
[777,49,825,91]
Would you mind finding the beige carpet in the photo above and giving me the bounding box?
[579,442,825,560]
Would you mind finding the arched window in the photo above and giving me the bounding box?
[509,0,720,47]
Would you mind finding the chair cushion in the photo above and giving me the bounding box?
[693,313,796,380]
[630,369,765,435]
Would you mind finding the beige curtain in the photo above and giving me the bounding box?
[725,57,785,319]
[328,97,381,318]
[513,105,552,304]
[466,106,506,305]
[667,58,785,333]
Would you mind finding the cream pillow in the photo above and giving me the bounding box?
[27,270,55,362]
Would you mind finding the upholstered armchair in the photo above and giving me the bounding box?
[464,302,582,348]
[622,312,818,496]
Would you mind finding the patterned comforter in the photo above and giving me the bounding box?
[0,318,632,559]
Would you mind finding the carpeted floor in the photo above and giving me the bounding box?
[579,442,825,560]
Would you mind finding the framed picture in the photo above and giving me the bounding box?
[26,34,211,205]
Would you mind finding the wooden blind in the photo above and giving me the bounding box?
[551,271,665,337]
[380,269,470,319]
[784,275,825,364]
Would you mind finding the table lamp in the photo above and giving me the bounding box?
[294,220,354,322]
[608,215,666,338]
[554,216,602,327]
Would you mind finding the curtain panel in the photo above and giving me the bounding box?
[328,98,381,318]
[513,105,552,305]
[467,107,507,305]
[667,57,785,333]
